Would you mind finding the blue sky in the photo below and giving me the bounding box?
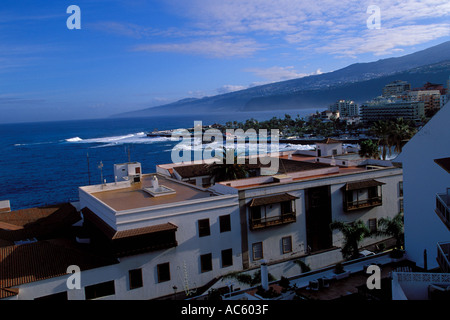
[1,0,450,123]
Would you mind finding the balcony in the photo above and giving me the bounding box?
[343,179,384,212]
[344,196,383,212]
[248,193,298,231]
[436,192,450,231]
[250,211,296,230]
[437,242,450,273]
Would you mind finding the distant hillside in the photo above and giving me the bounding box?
[113,41,450,118]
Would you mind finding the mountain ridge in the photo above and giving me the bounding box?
[113,41,450,118]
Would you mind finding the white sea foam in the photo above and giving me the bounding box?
[66,137,83,142]
[65,132,175,146]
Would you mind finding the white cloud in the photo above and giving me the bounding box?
[318,23,450,56]
[95,0,450,58]
[132,37,263,58]
[245,66,323,82]
[216,85,248,94]
[163,0,450,56]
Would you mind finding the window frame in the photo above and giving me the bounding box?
[157,262,171,283]
[282,236,293,254]
[200,253,213,273]
[221,248,233,268]
[252,242,263,261]
[198,218,211,237]
[219,215,231,233]
[128,268,143,290]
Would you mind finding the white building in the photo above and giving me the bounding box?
[360,98,425,123]
[394,101,450,270]
[382,80,411,97]
[329,100,359,117]
[1,141,403,300]
[390,102,450,300]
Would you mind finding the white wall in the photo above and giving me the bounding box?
[9,194,243,300]
[240,167,402,270]
[395,102,450,269]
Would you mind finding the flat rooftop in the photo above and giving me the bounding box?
[90,174,215,211]
[224,153,372,189]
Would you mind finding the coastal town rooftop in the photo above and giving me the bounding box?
[79,173,216,212]
[212,152,398,190]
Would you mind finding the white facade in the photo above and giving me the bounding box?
[3,147,403,300]
[113,162,142,183]
[395,101,450,269]
[329,100,359,117]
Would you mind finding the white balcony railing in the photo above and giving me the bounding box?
[437,242,450,273]
[436,192,450,230]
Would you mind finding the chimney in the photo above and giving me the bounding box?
[260,260,269,291]
[0,200,11,213]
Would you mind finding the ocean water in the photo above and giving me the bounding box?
[0,110,320,210]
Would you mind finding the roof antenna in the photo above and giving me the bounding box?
[87,152,91,185]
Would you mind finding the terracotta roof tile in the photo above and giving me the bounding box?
[0,240,117,299]
[344,179,386,191]
[0,203,81,245]
[249,193,298,207]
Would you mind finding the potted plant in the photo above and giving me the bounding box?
[390,248,405,261]
[279,276,290,292]
[333,262,350,280]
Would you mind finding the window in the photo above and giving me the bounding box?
[368,218,377,233]
[157,263,171,283]
[129,268,143,290]
[250,206,261,221]
[198,219,210,237]
[281,201,292,215]
[252,242,263,261]
[221,248,233,268]
[399,181,403,197]
[399,199,404,213]
[85,281,115,300]
[282,236,292,254]
[219,215,231,233]
[200,253,213,272]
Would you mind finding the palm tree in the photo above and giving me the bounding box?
[359,139,380,159]
[387,118,416,155]
[206,147,249,183]
[375,213,404,249]
[330,220,372,260]
[371,120,390,160]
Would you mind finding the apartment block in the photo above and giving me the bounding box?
[360,99,425,123]
[0,141,403,300]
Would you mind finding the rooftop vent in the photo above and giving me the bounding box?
[273,174,293,183]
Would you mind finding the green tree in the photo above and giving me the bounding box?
[375,213,404,249]
[371,120,390,160]
[206,147,249,183]
[359,139,380,159]
[387,118,416,155]
[330,220,372,260]
[223,270,275,287]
